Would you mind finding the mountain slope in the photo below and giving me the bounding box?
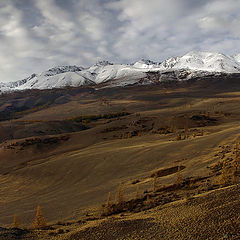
[84,62,147,85]
[160,51,240,73]
[234,54,240,63]
[16,72,94,90]
[133,59,160,69]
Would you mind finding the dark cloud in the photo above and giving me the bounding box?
[0,0,240,82]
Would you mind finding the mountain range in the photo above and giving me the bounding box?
[1,51,240,92]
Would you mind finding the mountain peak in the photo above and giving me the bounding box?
[94,60,113,67]
[234,54,240,63]
[133,59,159,69]
[42,65,84,77]
[160,51,240,73]
[139,59,157,65]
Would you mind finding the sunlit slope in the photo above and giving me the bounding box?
[0,120,239,225]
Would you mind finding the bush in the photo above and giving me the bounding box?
[71,112,130,123]
[33,205,47,229]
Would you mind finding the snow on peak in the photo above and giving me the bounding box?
[1,51,240,93]
[133,59,159,69]
[137,59,157,65]
[42,65,84,77]
[93,60,113,67]
[234,54,240,63]
[160,51,240,73]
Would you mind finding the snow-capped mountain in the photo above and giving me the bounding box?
[87,63,146,85]
[159,51,240,73]
[234,54,240,63]
[42,66,84,77]
[1,51,240,93]
[15,72,94,90]
[133,59,160,69]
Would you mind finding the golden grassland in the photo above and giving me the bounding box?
[0,80,240,239]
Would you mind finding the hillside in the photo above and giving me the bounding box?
[0,75,240,239]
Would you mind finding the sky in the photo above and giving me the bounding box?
[0,0,240,82]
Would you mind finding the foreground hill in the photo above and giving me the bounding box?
[1,185,239,240]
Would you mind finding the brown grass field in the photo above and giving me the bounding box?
[0,77,240,239]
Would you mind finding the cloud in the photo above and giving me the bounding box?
[106,0,240,61]
[199,16,228,32]
[0,1,43,81]
[198,0,240,37]
[0,0,240,82]
[35,0,74,31]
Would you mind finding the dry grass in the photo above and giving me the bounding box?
[1,80,240,239]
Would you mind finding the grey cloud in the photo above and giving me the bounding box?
[0,0,240,82]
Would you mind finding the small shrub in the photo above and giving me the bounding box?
[116,184,125,204]
[107,192,112,206]
[219,160,230,185]
[184,124,188,135]
[176,166,183,185]
[137,132,142,137]
[176,134,181,141]
[127,132,132,138]
[145,194,151,205]
[12,214,19,228]
[170,123,176,133]
[152,174,158,192]
[103,192,113,215]
[33,205,47,229]
[136,185,141,199]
